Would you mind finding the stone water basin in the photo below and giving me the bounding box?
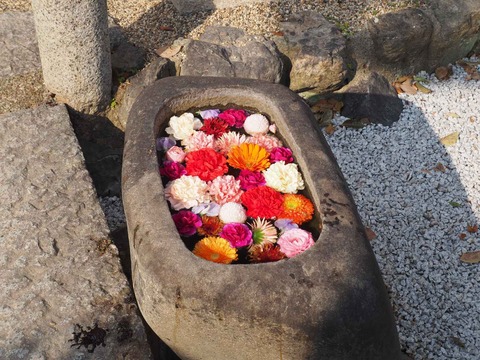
[122,76,401,360]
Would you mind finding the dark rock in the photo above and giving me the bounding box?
[123,76,401,360]
[341,72,403,126]
[111,42,146,73]
[111,56,175,130]
[180,26,285,84]
[368,8,433,72]
[274,11,350,93]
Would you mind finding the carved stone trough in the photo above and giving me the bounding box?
[122,76,401,360]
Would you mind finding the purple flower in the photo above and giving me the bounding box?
[218,109,248,128]
[160,161,186,180]
[269,147,294,163]
[191,202,221,217]
[199,109,221,119]
[219,223,253,248]
[237,170,266,191]
[172,210,202,237]
[274,218,299,233]
[156,137,176,152]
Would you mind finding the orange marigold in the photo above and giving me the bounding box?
[227,143,270,172]
[279,194,314,225]
[197,216,223,237]
[193,236,238,264]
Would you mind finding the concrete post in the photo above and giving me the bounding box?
[31,0,111,114]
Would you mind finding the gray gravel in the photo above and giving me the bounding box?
[99,196,126,232]
[324,61,480,359]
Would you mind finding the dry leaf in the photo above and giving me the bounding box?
[440,132,459,146]
[458,233,467,240]
[324,124,337,135]
[271,31,284,36]
[466,72,480,81]
[467,224,478,233]
[365,227,377,241]
[159,25,175,31]
[435,66,452,80]
[460,251,480,264]
[341,118,370,128]
[433,162,446,172]
[393,81,403,94]
[158,45,182,58]
[445,112,460,118]
[400,79,417,95]
[328,98,344,112]
[414,82,432,94]
[396,75,413,83]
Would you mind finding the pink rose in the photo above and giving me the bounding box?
[277,229,315,257]
[220,223,253,248]
[166,146,186,162]
[160,161,186,180]
[269,147,294,163]
[172,210,202,236]
[218,109,248,128]
[237,170,266,190]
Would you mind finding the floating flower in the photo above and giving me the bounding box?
[166,112,202,140]
[172,210,202,237]
[277,228,315,258]
[165,146,186,163]
[185,148,228,181]
[280,194,314,225]
[241,186,283,219]
[193,236,238,264]
[219,202,247,224]
[269,147,294,163]
[159,161,186,180]
[199,109,220,119]
[156,137,176,152]
[215,131,247,155]
[249,217,277,245]
[263,161,305,194]
[243,113,270,135]
[218,108,248,128]
[182,131,215,152]
[227,143,270,172]
[200,118,229,139]
[197,215,223,236]
[192,202,221,217]
[246,134,283,152]
[274,218,299,233]
[269,124,277,133]
[248,243,286,263]
[219,223,253,248]
[237,169,266,190]
[164,175,210,210]
[208,175,243,205]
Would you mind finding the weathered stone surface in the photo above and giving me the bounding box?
[31,0,112,114]
[109,16,146,73]
[368,9,433,72]
[123,76,401,360]
[340,71,403,126]
[0,12,41,77]
[111,56,175,131]
[180,26,285,84]
[0,105,151,359]
[170,0,275,13]
[274,11,349,93]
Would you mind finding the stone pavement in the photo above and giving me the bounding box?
[0,105,151,359]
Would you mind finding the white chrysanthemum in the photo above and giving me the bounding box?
[215,131,247,155]
[165,112,203,140]
[263,161,305,194]
[243,113,269,136]
[219,202,247,224]
[164,175,211,210]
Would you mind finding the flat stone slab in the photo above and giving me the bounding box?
[0,11,41,77]
[0,105,151,359]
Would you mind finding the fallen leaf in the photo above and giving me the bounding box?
[421,168,431,174]
[159,25,175,31]
[396,75,413,83]
[158,45,182,58]
[365,227,377,241]
[393,81,403,94]
[415,82,432,94]
[467,224,478,233]
[435,66,452,80]
[457,60,476,75]
[315,110,334,126]
[324,123,337,135]
[413,76,429,83]
[449,200,462,207]
[433,162,446,172]
[445,112,460,118]
[466,72,480,81]
[440,132,459,146]
[311,99,331,113]
[400,79,417,95]
[327,98,344,112]
[341,118,371,128]
[271,30,284,36]
[460,251,480,264]
[458,233,467,240]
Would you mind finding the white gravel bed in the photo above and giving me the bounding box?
[324,62,480,359]
[99,196,126,232]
